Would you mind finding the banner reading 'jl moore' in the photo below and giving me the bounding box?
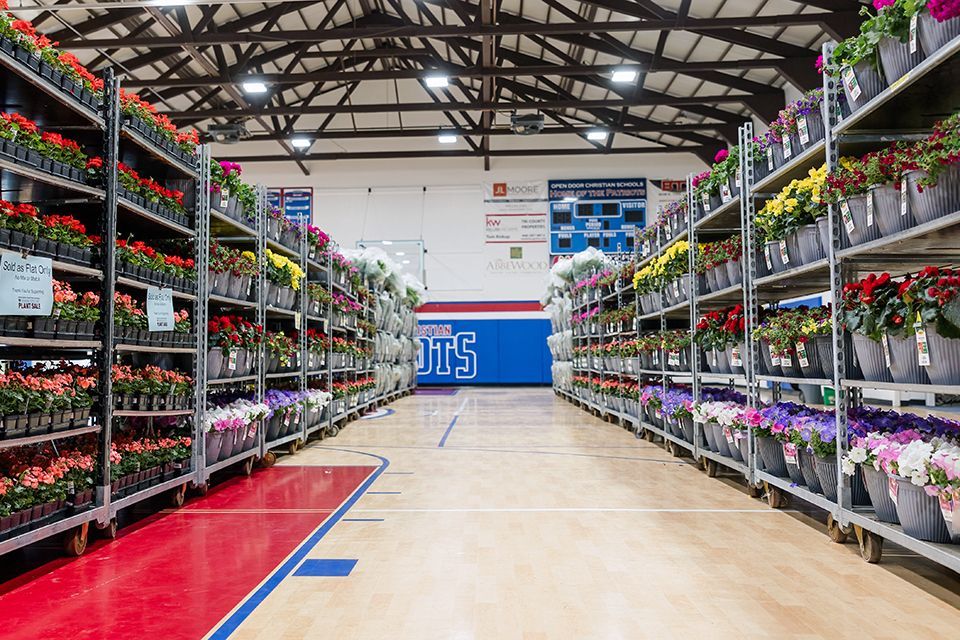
[482,181,549,285]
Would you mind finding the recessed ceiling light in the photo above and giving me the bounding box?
[438,133,457,144]
[562,196,578,203]
[290,137,312,149]
[382,240,393,245]
[426,75,449,88]
[241,80,268,94]
[402,260,411,264]
[611,69,638,83]
[395,252,406,256]
[587,130,608,141]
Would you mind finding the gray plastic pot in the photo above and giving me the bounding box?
[842,61,886,112]
[919,11,960,56]
[872,184,916,237]
[815,457,840,502]
[206,348,224,380]
[679,415,695,443]
[713,264,730,291]
[761,341,780,377]
[797,339,824,379]
[813,334,835,379]
[765,241,785,274]
[888,333,930,385]
[227,274,245,300]
[204,431,223,464]
[701,349,718,373]
[726,258,743,286]
[779,349,804,379]
[907,167,960,224]
[842,193,882,246]
[925,327,960,385]
[218,430,237,461]
[878,35,926,86]
[726,429,744,462]
[798,109,825,149]
[711,348,731,374]
[894,476,954,543]
[757,436,788,477]
[796,223,825,264]
[702,420,719,452]
[711,422,732,457]
[726,343,746,376]
[784,445,806,486]
[852,333,895,383]
[798,448,823,494]
[862,465,900,524]
[737,436,750,464]
[705,268,718,293]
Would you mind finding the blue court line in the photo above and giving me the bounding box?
[367,491,401,495]
[341,518,384,522]
[437,414,459,448]
[207,449,389,639]
[294,559,357,577]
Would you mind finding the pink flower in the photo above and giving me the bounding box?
[872,0,896,9]
[928,0,960,21]
[714,149,729,164]
[815,54,825,74]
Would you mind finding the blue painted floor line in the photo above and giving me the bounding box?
[294,559,358,577]
[437,415,459,448]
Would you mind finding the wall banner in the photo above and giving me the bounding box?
[267,187,314,225]
[482,181,549,280]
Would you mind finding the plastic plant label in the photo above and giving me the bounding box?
[0,251,53,316]
[247,422,257,438]
[766,146,774,171]
[779,239,790,265]
[782,136,793,160]
[655,408,662,419]
[940,492,954,524]
[888,475,899,506]
[842,66,861,101]
[219,186,230,210]
[652,350,659,365]
[702,193,711,212]
[720,183,732,203]
[735,168,742,188]
[840,199,855,234]
[246,280,252,297]
[673,280,680,297]
[783,442,798,465]
[910,14,919,54]
[915,320,931,367]
[796,342,809,368]
[668,351,680,366]
[866,193,875,227]
[763,245,773,271]
[227,351,237,370]
[712,350,718,367]
[146,286,175,332]
[723,426,735,445]
[771,354,781,367]
[882,332,892,367]
[798,115,810,145]
[901,179,908,216]
[66,481,75,493]
[294,312,302,330]
[283,412,291,426]
[731,346,742,367]
[781,353,792,368]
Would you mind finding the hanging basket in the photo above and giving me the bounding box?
[894,476,954,543]
[918,11,960,56]
[887,333,930,385]
[924,326,960,385]
[851,333,895,382]
[798,448,823,494]
[906,167,960,225]
[878,35,926,86]
[757,436,788,477]
[862,466,900,524]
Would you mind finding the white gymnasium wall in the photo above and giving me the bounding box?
[241,153,705,302]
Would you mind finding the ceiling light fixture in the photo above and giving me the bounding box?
[402,260,411,264]
[562,196,578,203]
[382,240,393,245]
[395,252,406,256]
[611,69,638,83]
[438,133,458,144]
[587,130,609,141]
[241,80,268,94]
[425,75,449,88]
[290,137,312,149]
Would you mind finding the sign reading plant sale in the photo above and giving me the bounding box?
[0,251,53,316]
[146,286,175,332]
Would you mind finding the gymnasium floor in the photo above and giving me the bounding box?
[1,387,959,639]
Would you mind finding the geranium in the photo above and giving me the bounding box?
[41,214,94,248]
[927,0,960,21]
[117,162,186,214]
[111,364,192,396]
[53,280,100,321]
[0,112,88,169]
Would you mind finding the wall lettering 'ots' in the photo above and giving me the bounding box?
[417,328,477,380]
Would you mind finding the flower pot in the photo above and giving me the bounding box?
[724,258,743,287]
[810,334,834,380]
[757,436,788,477]
[32,316,58,339]
[894,476,953,543]
[887,333,930,385]
[782,443,806,485]
[714,347,731,374]
[761,341,780,377]
[227,274,245,300]
[204,431,223,463]
[878,35,926,86]
[841,193,882,247]
[705,267,718,293]
[862,466,900,524]
[796,223,825,264]
[726,343,745,376]
[711,423,732,457]
[906,167,960,224]
[842,61,886,112]
[243,423,258,451]
[697,420,716,451]
[713,263,730,291]
[872,184,915,237]
[797,448,823,494]
[815,456,840,502]
[764,241,786,274]
[218,430,237,461]
[235,349,248,377]
[207,348,224,380]
[676,415,694,443]
[918,11,960,56]
[797,340,824,379]
[737,436,750,464]
[924,326,960,385]
[851,333,894,382]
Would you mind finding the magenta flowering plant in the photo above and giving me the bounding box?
[926,0,960,21]
[714,149,729,164]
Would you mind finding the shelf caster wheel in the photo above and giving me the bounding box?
[644,429,655,442]
[96,518,118,540]
[242,457,255,476]
[288,441,299,456]
[826,514,850,544]
[170,484,186,508]
[748,484,764,499]
[666,441,682,457]
[193,482,209,497]
[63,522,89,557]
[704,458,719,478]
[765,484,787,509]
[326,425,340,438]
[261,451,277,468]
[855,525,884,563]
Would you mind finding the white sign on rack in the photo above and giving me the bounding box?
[0,251,53,315]
[146,286,175,331]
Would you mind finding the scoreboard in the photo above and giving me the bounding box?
[548,179,646,255]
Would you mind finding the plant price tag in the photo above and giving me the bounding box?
[782,136,792,160]
[673,280,680,297]
[283,412,291,426]
[771,353,781,367]
[842,66,861,101]
[781,353,792,368]
[227,351,237,370]
[778,239,790,265]
[720,183,732,203]
[866,193,875,226]
[735,168,742,188]
[766,146,774,171]
[668,351,680,366]
[763,245,773,271]
[798,115,810,145]
[723,426,735,445]
[901,178,908,216]
[652,350,659,365]
[910,14,919,54]
[782,442,798,465]
[840,199,856,234]
[0,251,53,316]
[295,311,302,330]
[146,286,175,332]
[219,186,230,210]
[796,342,809,368]
[939,492,954,524]
[731,346,742,367]
[247,422,258,438]
[882,332,892,367]
[915,319,931,367]
[702,193,711,212]
[712,350,718,367]
[888,475,898,506]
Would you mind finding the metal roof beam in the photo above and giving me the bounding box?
[217,145,710,162]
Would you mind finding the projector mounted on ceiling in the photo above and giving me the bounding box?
[206,122,251,144]
[510,112,545,136]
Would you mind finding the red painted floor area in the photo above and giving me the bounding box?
[0,465,374,640]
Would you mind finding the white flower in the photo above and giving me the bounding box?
[897,440,935,487]
[848,446,867,464]
[841,457,857,476]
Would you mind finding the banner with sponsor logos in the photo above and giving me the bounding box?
[482,181,549,287]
